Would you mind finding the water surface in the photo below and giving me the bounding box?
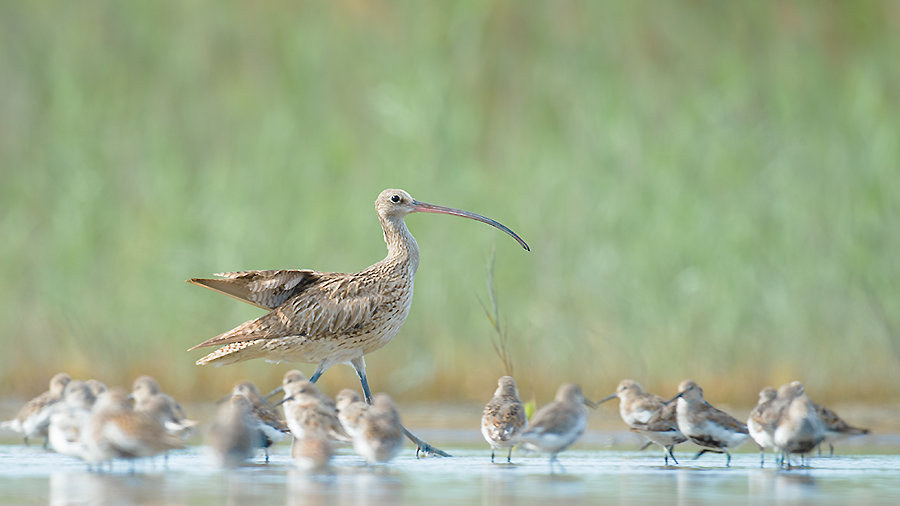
[2,437,899,505]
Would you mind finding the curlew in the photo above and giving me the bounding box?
[188,188,529,455]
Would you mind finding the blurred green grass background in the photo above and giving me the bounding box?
[1,0,898,407]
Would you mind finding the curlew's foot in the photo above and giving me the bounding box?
[402,426,451,457]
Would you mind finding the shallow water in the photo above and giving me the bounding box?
[3,439,899,505]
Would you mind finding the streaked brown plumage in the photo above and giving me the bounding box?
[481,376,527,463]
[188,189,528,455]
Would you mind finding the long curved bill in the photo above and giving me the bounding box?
[412,200,530,251]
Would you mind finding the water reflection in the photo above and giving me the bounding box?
[50,472,176,506]
[285,468,405,506]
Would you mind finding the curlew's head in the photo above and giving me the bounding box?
[375,189,530,251]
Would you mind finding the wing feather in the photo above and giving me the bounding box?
[188,270,321,310]
[188,273,388,351]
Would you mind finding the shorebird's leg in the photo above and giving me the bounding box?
[349,357,373,405]
[491,449,495,463]
[507,447,512,463]
[666,445,679,465]
[828,443,834,457]
[638,440,652,451]
[308,361,329,385]
[694,449,709,460]
[759,449,765,468]
[403,426,451,458]
[724,449,732,467]
[349,357,451,457]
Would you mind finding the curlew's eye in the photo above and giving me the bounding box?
[390,194,401,203]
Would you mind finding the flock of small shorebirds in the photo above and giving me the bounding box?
[1,371,869,472]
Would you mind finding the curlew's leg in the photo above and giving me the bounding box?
[491,449,495,463]
[507,447,512,463]
[404,426,451,458]
[308,361,329,385]
[724,449,732,467]
[349,357,373,404]
[349,356,451,457]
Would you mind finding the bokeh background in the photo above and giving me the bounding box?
[1,1,898,409]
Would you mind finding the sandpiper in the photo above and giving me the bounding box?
[48,380,96,460]
[266,369,336,409]
[82,389,183,467]
[85,380,107,397]
[598,379,685,462]
[351,393,405,465]
[597,380,667,426]
[278,379,351,444]
[208,394,263,467]
[481,376,527,463]
[773,381,826,467]
[747,386,781,467]
[670,380,748,467]
[188,189,529,456]
[229,381,290,462]
[130,376,196,437]
[2,372,71,446]
[516,383,597,471]
[812,401,869,456]
[291,430,334,471]
[335,388,367,436]
[630,402,687,465]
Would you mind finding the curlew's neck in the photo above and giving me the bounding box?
[379,214,420,274]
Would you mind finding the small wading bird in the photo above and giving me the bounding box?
[597,380,686,465]
[669,380,749,467]
[481,376,527,463]
[517,383,597,472]
[188,189,529,456]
